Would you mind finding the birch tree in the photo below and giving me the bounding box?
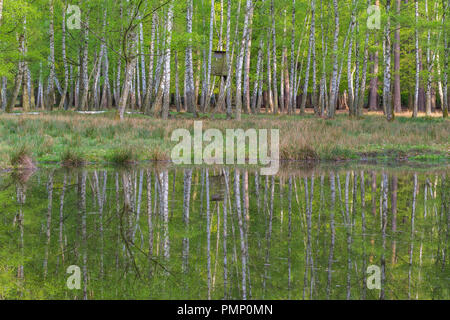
[328,0,339,118]
[413,0,420,118]
[383,0,394,121]
[236,0,252,120]
[270,0,279,114]
[300,0,315,115]
[0,0,3,25]
[393,0,401,113]
[46,0,56,108]
[161,2,174,119]
[185,0,196,115]
[443,0,448,118]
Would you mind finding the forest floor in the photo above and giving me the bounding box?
[0,110,448,169]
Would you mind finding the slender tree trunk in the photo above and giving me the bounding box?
[413,0,420,117]
[243,2,254,114]
[358,1,371,117]
[162,2,174,119]
[204,0,215,113]
[251,39,264,113]
[6,34,25,113]
[393,0,402,113]
[236,0,252,120]
[79,2,89,111]
[225,0,234,118]
[1,77,6,111]
[352,22,361,116]
[100,4,111,110]
[175,51,181,112]
[328,0,339,118]
[383,0,394,121]
[46,0,56,109]
[347,2,356,116]
[425,0,432,116]
[289,0,296,114]
[185,1,196,115]
[443,0,448,117]
[0,0,3,25]
[117,33,138,120]
[58,1,69,110]
[301,0,315,115]
[21,18,31,112]
[144,13,157,114]
[271,0,279,114]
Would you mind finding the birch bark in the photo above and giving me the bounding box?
[162,2,174,119]
[328,0,339,118]
[185,0,196,115]
[413,0,420,117]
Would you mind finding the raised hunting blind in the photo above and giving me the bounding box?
[212,51,227,77]
[210,174,226,202]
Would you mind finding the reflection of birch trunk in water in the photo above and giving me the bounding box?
[255,172,260,214]
[132,170,144,242]
[94,171,107,279]
[344,172,352,300]
[170,169,176,220]
[226,172,239,290]
[100,172,107,278]
[182,169,192,274]
[16,180,27,285]
[409,173,417,300]
[206,169,212,300]
[441,174,448,269]
[59,172,67,266]
[263,176,275,298]
[212,199,221,291]
[43,172,54,280]
[243,171,251,298]
[235,170,247,300]
[146,170,153,277]
[327,172,336,299]
[288,175,293,296]
[161,171,170,260]
[122,172,133,246]
[115,173,120,271]
[264,175,269,225]
[424,179,429,219]
[79,171,87,300]
[309,174,315,297]
[369,171,377,263]
[200,170,205,217]
[381,173,388,300]
[280,176,284,228]
[303,177,314,299]
[391,175,398,265]
[154,173,160,257]
[222,169,230,299]
[244,171,249,222]
[360,171,367,300]
[317,174,324,248]
[418,178,430,299]
[371,171,377,216]
[352,172,357,225]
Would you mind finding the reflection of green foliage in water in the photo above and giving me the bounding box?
[0,166,448,300]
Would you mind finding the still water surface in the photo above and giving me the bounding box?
[0,164,448,299]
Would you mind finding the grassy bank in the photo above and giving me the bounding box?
[0,111,448,168]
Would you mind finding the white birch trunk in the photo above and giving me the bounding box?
[413,0,420,117]
[328,0,339,118]
[162,2,174,119]
[185,1,196,115]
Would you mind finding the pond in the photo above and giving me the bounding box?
[0,163,448,300]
